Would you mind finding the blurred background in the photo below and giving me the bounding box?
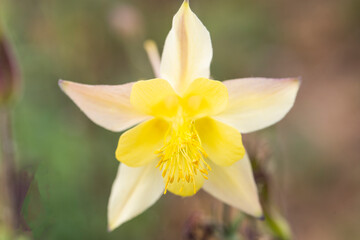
[0,0,359,239]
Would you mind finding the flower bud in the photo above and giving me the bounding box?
[0,29,20,106]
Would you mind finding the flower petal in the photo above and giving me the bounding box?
[195,117,245,166]
[59,80,148,132]
[167,171,205,197]
[130,79,179,118]
[182,78,228,119]
[108,162,164,231]
[214,78,300,133]
[203,153,263,217]
[116,118,169,167]
[144,40,161,78]
[160,1,212,94]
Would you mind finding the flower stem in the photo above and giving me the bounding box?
[251,154,292,240]
[222,204,244,240]
[0,106,18,230]
[222,204,231,231]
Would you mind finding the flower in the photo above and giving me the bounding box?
[59,0,300,231]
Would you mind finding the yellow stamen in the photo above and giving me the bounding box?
[157,116,210,194]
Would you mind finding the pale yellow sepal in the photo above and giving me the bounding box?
[59,80,148,132]
[108,162,164,231]
[195,117,245,166]
[160,0,212,94]
[115,118,169,167]
[203,153,263,217]
[214,78,301,133]
[144,40,161,78]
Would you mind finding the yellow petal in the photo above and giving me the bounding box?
[115,118,169,167]
[130,79,179,118]
[59,80,148,132]
[160,1,212,94]
[214,78,300,133]
[167,170,205,197]
[108,162,164,231]
[182,78,228,119]
[195,117,245,166]
[203,153,263,217]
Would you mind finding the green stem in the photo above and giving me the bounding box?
[251,156,292,240]
[223,204,244,240]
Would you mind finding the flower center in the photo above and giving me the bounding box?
[156,116,211,194]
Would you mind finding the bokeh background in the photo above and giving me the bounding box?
[1,0,360,239]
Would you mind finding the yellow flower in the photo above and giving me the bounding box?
[59,0,300,231]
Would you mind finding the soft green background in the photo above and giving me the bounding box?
[1,0,360,239]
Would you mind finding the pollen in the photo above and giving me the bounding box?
[156,117,211,195]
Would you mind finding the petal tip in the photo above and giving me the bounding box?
[180,0,191,12]
[295,77,302,88]
[288,77,301,94]
[255,207,264,219]
[286,77,301,88]
[107,221,118,232]
[58,79,70,91]
[292,77,302,85]
[143,39,156,51]
[58,79,65,88]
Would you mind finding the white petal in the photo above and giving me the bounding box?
[203,153,263,217]
[214,78,300,133]
[160,1,212,94]
[107,162,164,231]
[59,80,149,132]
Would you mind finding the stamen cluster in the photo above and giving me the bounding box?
[156,117,211,194]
